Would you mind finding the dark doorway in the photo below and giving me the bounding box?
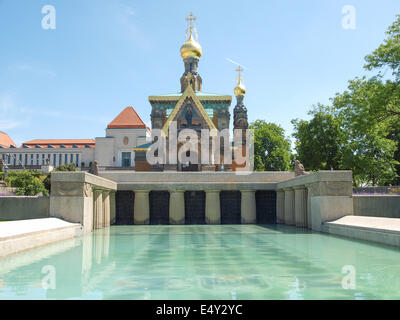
[220,191,241,224]
[115,191,134,225]
[184,191,205,224]
[256,191,277,224]
[149,191,170,225]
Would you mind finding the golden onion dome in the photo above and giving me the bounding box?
[234,81,246,97]
[180,33,202,59]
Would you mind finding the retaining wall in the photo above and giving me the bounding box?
[0,196,50,221]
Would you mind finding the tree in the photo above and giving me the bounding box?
[332,78,399,186]
[291,15,400,186]
[292,104,345,171]
[249,120,292,171]
[365,14,400,81]
[6,171,48,196]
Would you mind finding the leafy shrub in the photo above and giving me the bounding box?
[55,163,77,172]
[6,171,48,196]
[43,163,78,194]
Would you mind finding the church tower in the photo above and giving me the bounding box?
[233,66,248,131]
[180,13,203,92]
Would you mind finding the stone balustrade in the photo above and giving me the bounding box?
[50,172,117,233]
[276,171,354,231]
[49,170,353,230]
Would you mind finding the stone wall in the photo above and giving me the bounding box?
[50,172,117,233]
[353,195,400,218]
[276,171,354,231]
[0,196,49,221]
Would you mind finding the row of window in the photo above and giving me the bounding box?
[0,153,80,167]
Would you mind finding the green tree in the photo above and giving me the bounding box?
[6,171,48,196]
[249,120,292,171]
[292,104,345,171]
[365,14,400,81]
[332,78,399,186]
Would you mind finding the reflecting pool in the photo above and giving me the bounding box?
[0,225,399,299]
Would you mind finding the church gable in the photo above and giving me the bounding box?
[162,85,216,135]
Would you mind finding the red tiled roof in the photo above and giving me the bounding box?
[22,139,95,149]
[107,106,146,129]
[0,131,16,148]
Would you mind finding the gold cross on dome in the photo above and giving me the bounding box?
[236,65,244,82]
[185,12,198,40]
[186,12,196,26]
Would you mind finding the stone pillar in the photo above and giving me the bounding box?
[276,190,285,224]
[294,187,307,227]
[305,184,312,229]
[102,191,110,228]
[310,172,354,231]
[109,191,116,225]
[49,172,116,233]
[283,188,295,225]
[133,190,150,225]
[169,190,185,224]
[205,190,220,224]
[241,190,256,224]
[93,190,103,230]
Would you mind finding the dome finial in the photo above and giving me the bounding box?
[234,65,246,97]
[180,13,202,59]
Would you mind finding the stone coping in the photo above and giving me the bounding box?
[51,172,117,190]
[100,171,295,184]
[277,170,353,190]
[325,216,400,235]
[116,182,278,191]
[0,218,81,241]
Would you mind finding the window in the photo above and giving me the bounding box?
[59,154,62,165]
[53,154,57,166]
[70,154,73,163]
[121,152,131,167]
[19,154,22,165]
[65,154,68,164]
[36,154,39,165]
[13,154,16,166]
[25,154,28,165]
[30,154,33,165]
[42,154,45,165]
[75,154,79,167]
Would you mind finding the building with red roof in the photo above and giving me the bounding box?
[0,131,16,148]
[0,106,149,169]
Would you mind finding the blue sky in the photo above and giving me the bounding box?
[0,0,399,146]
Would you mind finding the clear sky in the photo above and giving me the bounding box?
[0,0,399,147]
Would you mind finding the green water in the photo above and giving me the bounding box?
[0,225,400,299]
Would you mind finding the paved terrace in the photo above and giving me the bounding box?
[324,216,400,247]
[0,218,82,257]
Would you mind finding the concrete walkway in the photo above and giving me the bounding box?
[0,218,82,257]
[324,216,400,247]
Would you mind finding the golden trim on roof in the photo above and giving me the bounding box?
[149,95,232,102]
[161,85,217,136]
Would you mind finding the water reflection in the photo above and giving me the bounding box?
[0,225,399,299]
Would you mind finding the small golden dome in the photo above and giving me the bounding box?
[180,34,202,59]
[234,81,246,96]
